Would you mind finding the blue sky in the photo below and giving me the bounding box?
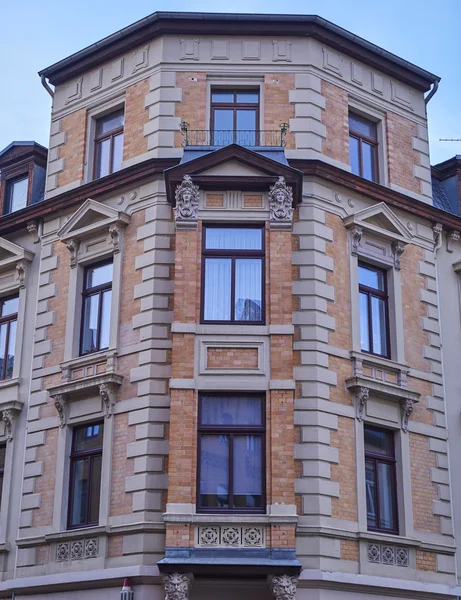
[1,0,459,165]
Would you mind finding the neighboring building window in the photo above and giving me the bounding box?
[4,176,28,214]
[68,422,104,529]
[359,263,390,358]
[349,113,379,182]
[94,110,124,179]
[211,89,259,146]
[198,394,264,512]
[365,425,398,534]
[0,295,18,380]
[80,261,113,355]
[202,226,264,324]
[0,444,5,509]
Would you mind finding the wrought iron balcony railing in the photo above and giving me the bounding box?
[180,123,288,148]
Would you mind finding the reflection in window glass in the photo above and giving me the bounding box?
[349,113,378,182]
[94,110,124,180]
[358,264,389,357]
[0,295,18,380]
[81,262,113,355]
[6,177,28,214]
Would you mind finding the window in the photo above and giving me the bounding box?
[365,425,398,534]
[94,110,124,179]
[80,261,113,355]
[202,226,264,324]
[211,89,259,146]
[349,113,379,182]
[0,295,18,380]
[198,394,264,512]
[0,444,5,509]
[359,263,390,358]
[68,422,104,529]
[4,176,28,214]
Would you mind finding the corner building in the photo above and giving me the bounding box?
[0,12,459,600]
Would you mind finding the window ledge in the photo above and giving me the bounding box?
[359,531,455,555]
[59,349,118,383]
[163,513,298,526]
[350,351,410,386]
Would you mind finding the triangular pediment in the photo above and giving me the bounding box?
[199,160,269,177]
[343,202,413,242]
[58,199,130,241]
[0,237,34,273]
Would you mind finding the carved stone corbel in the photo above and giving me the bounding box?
[16,260,28,288]
[174,175,199,228]
[65,238,80,268]
[269,176,294,226]
[54,394,67,428]
[391,240,405,270]
[401,397,415,433]
[350,225,362,256]
[447,230,460,253]
[355,386,369,422]
[99,383,117,418]
[26,220,40,243]
[1,408,19,441]
[269,574,298,600]
[109,223,122,253]
[162,572,194,600]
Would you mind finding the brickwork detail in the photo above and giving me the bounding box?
[387,111,420,195]
[243,194,263,207]
[57,108,87,188]
[340,539,359,562]
[321,80,349,164]
[123,78,149,161]
[207,347,258,369]
[206,193,224,207]
[264,74,295,150]
[416,549,437,572]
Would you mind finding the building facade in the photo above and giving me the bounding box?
[0,11,460,600]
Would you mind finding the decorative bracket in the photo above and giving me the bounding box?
[54,394,67,428]
[1,408,20,441]
[65,238,80,268]
[391,240,405,270]
[109,223,122,253]
[355,386,369,422]
[269,176,294,227]
[26,220,40,244]
[16,260,28,288]
[401,398,415,433]
[269,574,299,600]
[447,230,460,253]
[174,175,199,228]
[350,225,362,256]
[162,572,194,600]
[99,383,117,418]
[433,222,443,249]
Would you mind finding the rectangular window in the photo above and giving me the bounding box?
[365,425,398,534]
[198,394,265,513]
[68,422,104,529]
[211,89,259,146]
[0,295,18,380]
[94,109,124,179]
[359,263,390,358]
[202,226,264,324]
[349,113,379,182]
[0,444,5,509]
[4,176,29,214]
[80,261,113,355]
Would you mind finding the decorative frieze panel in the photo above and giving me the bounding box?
[56,538,99,562]
[367,543,409,567]
[196,525,265,548]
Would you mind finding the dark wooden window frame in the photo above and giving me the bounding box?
[197,392,266,514]
[0,295,18,380]
[93,109,124,180]
[4,174,30,215]
[358,262,391,359]
[67,421,104,530]
[201,223,265,325]
[349,113,380,183]
[365,425,399,535]
[80,259,113,356]
[210,89,260,145]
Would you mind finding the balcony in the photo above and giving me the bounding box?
[180,123,289,148]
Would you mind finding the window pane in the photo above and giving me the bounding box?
[205,228,262,250]
[213,109,234,146]
[1,296,19,317]
[6,320,16,379]
[99,290,112,350]
[349,136,360,176]
[362,142,377,182]
[235,259,262,321]
[86,263,113,288]
[70,458,90,526]
[365,427,393,456]
[349,114,377,139]
[359,292,370,352]
[358,265,385,291]
[371,296,388,356]
[236,110,257,146]
[95,139,111,178]
[9,177,28,213]
[200,435,229,508]
[0,324,6,380]
[74,423,104,452]
[81,295,100,354]
[89,455,102,523]
[96,110,124,135]
[201,396,262,426]
[212,91,234,103]
[204,258,231,321]
[236,91,259,103]
[378,462,395,529]
[112,133,123,173]
[365,458,377,528]
[233,436,262,508]
[0,445,5,469]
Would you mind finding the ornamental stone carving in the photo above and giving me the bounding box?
[174,175,199,223]
[54,394,66,428]
[269,177,293,223]
[99,382,117,417]
[355,386,369,422]
[1,408,18,442]
[163,572,194,600]
[65,238,80,268]
[350,225,362,256]
[448,230,460,253]
[391,240,405,270]
[109,223,122,253]
[269,574,298,600]
[16,260,27,288]
[401,397,415,433]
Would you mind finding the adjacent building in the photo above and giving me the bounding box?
[0,11,460,600]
